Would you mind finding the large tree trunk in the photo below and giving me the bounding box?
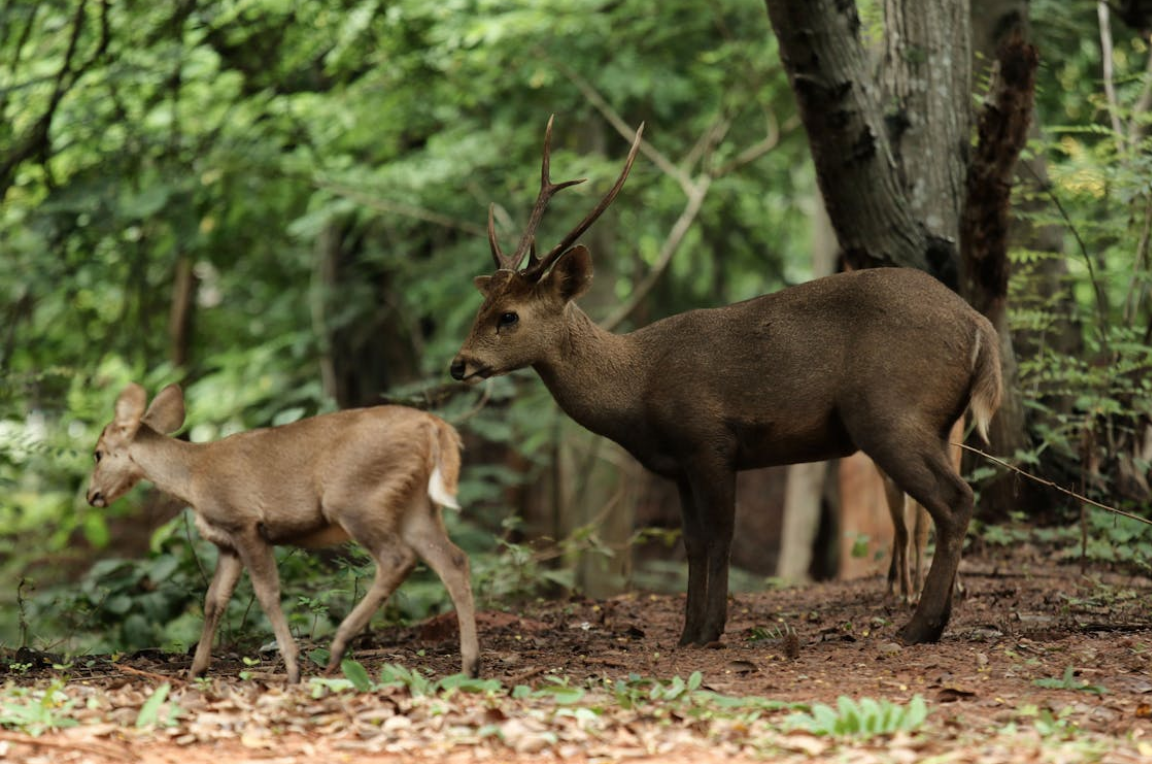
[764,0,1045,524]
[763,0,971,283]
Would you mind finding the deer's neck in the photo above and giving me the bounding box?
[131,428,203,506]
[533,305,645,442]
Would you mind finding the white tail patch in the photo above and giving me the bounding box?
[428,465,460,510]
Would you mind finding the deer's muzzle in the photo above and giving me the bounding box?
[450,356,492,383]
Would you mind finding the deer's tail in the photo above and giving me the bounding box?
[427,417,464,510]
[969,319,1003,444]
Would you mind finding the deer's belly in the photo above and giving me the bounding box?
[280,523,353,549]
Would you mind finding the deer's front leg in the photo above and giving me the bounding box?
[678,465,737,646]
[190,547,243,679]
[238,536,301,683]
[675,478,707,646]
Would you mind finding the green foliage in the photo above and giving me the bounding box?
[783,695,929,739]
[0,679,79,736]
[1,0,812,651]
[976,509,1152,574]
[324,662,792,728]
[1032,666,1109,695]
[1006,21,1152,518]
[135,682,181,729]
[327,660,501,697]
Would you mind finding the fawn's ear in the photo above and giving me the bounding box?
[541,245,593,303]
[113,384,148,434]
[142,384,186,435]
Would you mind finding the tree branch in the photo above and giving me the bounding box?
[1098,2,1128,151]
[551,56,693,193]
[315,179,487,237]
[601,177,712,332]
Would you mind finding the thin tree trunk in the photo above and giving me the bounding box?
[959,33,1038,517]
[167,253,197,369]
[777,195,837,583]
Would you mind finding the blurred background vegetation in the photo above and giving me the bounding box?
[2,0,1151,658]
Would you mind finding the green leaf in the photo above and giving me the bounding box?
[135,683,170,729]
[341,659,374,692]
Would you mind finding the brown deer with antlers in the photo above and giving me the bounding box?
[451,118,1001,646]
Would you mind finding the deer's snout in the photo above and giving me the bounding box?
[87,488,105,507]
[449,358,467,381]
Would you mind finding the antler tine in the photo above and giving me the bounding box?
[524,121,646,280]
[507,115,587,270]
[487,204,520,271]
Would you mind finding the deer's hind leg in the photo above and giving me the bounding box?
[400,498,480,677]
[863,433,973,645]
[878,469,912,602]
[325,517,417,674]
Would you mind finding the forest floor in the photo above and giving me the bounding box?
[2,542,1152,763]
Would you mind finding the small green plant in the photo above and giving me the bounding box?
[849,533,871,559]
[329,660,502,696]
[784,695,929,739]
[0,679,79,736]
[238,655,261,681]
[1032,666,1108,695]
[1015,703,1079,739]
[747,622,796,643]
[135,682,181,729]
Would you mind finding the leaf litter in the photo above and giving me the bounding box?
[2,546,1152,763]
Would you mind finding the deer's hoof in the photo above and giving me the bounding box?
[896,618,945,645]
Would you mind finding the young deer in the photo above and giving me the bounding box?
[86,383,479,682]
[451,119,1002,647]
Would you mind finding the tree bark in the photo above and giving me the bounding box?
[878,0,973,286]
[959,33,1039,518]
[167,253,197,369]
[764,0,965,282]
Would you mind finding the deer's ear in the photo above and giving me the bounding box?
[113,384,148,434]
[474,275,492,296]
[142,384,186,435]
[543,245,593,303]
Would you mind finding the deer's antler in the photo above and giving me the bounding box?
[488,116,645,277]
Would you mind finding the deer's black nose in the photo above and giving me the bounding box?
[449,360,466,381]
[87,489,105,507]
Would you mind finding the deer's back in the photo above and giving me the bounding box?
[627,268,989,470]
[194,406,449,526]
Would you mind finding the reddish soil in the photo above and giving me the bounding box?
[3,544,1152,763]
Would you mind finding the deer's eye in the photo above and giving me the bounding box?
[498,311,519,328]
[94,450,103,463]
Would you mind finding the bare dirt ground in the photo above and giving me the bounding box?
[3,542,1152,763]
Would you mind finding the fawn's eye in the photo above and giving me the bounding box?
[498,311,519,328]
[94,450,103,463]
